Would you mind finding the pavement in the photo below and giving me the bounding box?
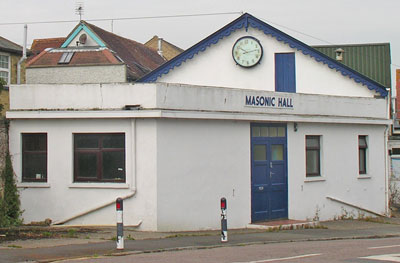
[0,217,400,263]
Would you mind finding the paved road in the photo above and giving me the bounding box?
[60,237,400,263]
[1,220,399,262]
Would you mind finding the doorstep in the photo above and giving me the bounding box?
[247,219,318,230]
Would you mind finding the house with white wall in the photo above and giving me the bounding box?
[26,20,165,84]
[7,13,390,231]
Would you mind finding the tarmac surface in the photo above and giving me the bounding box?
[0,217,400,263]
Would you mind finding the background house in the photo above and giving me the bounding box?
[0,36,28,116]
[144,35,184,61]
[26,21,165,84]
[0,36,28,178]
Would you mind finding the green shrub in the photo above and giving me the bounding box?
[0,150,23,227]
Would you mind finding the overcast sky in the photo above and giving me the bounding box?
[2,0,399,86]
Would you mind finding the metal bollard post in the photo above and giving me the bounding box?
[116,198,124,250]
[221,197,228,242]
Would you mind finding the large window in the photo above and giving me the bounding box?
[306,135,321,177]
[74,133,125,182]
[22,133,47,182]
[359,135,368,174]
[0,54,10,84]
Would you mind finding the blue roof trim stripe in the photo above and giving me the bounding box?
[138,13,388,97]
[61,23,106,48]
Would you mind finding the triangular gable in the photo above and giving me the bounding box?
[61,21,106,48]
[138,13,388,97]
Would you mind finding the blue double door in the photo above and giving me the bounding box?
[251,123,288,222]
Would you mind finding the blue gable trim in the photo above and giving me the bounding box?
[61,22,106,48]
[138,13,387,97]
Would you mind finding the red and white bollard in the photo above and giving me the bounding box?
[221,197,228,242]
[116,198,124,250]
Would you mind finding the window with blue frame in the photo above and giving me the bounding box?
[275,53,296,93]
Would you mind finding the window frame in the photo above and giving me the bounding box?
[22,133,48,182]
[73,133,126,183]
[0,53,10,85]
[305,135,321,177]
[358,135,368,175]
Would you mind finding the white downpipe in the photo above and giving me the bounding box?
[17,24,27,84]
[53,119,138,225]
[384,125,390,216]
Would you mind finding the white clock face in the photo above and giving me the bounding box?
[232,36,263,68]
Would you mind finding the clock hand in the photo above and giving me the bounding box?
[244,49,257,54]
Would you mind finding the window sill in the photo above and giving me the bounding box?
[17,183,50,188]
[304,177,326,183]
[357,175,372,179]
[69,183,130,189]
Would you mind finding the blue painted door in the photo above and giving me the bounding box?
[275,53,296,93]
[251,124,288,222]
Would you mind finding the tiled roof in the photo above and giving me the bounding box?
[83,21,165,80]
[30,37,66,56]
[0,36,23,55]
[26,48,122,67]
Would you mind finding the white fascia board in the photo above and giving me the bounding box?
[6,109,390,125]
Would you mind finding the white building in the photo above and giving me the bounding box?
[7,13,390,231]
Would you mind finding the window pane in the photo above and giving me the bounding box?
[24,134,47,151]
[253,145,266,161]
[306,150,319,175]
[271,145,284,161]
[102,151,125,180]
[269,127,278,137]
[260,127,268,137]
[359,149,366,174]
[306,136,319,148]
[0,71,8,84]
[0,55,9,69]
[23,153,47,181]
[252,127,260,137]
[359,136,367,148]
[103,134,125,148]
[76,153,98,178]
[75,134,99,148]
[277,127,286,137]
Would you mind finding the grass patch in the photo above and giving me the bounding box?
[7,244,22,248]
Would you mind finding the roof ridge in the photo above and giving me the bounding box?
[83,20,143,47]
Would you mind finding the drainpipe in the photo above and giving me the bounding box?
[157,37,163,57]
[17,24,27,84]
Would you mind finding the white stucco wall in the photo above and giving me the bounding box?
[156,119,250,231]
[160,27,377,98]
[287,123,387,220]
[9,118,158,230]
[26,64,126,84]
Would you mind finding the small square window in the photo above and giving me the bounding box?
[22,133,47,182]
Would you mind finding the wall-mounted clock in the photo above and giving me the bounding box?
[232,36,263,68]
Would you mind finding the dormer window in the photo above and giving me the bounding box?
[58,52,74,64]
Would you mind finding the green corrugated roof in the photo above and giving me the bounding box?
[312,43,391,89]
